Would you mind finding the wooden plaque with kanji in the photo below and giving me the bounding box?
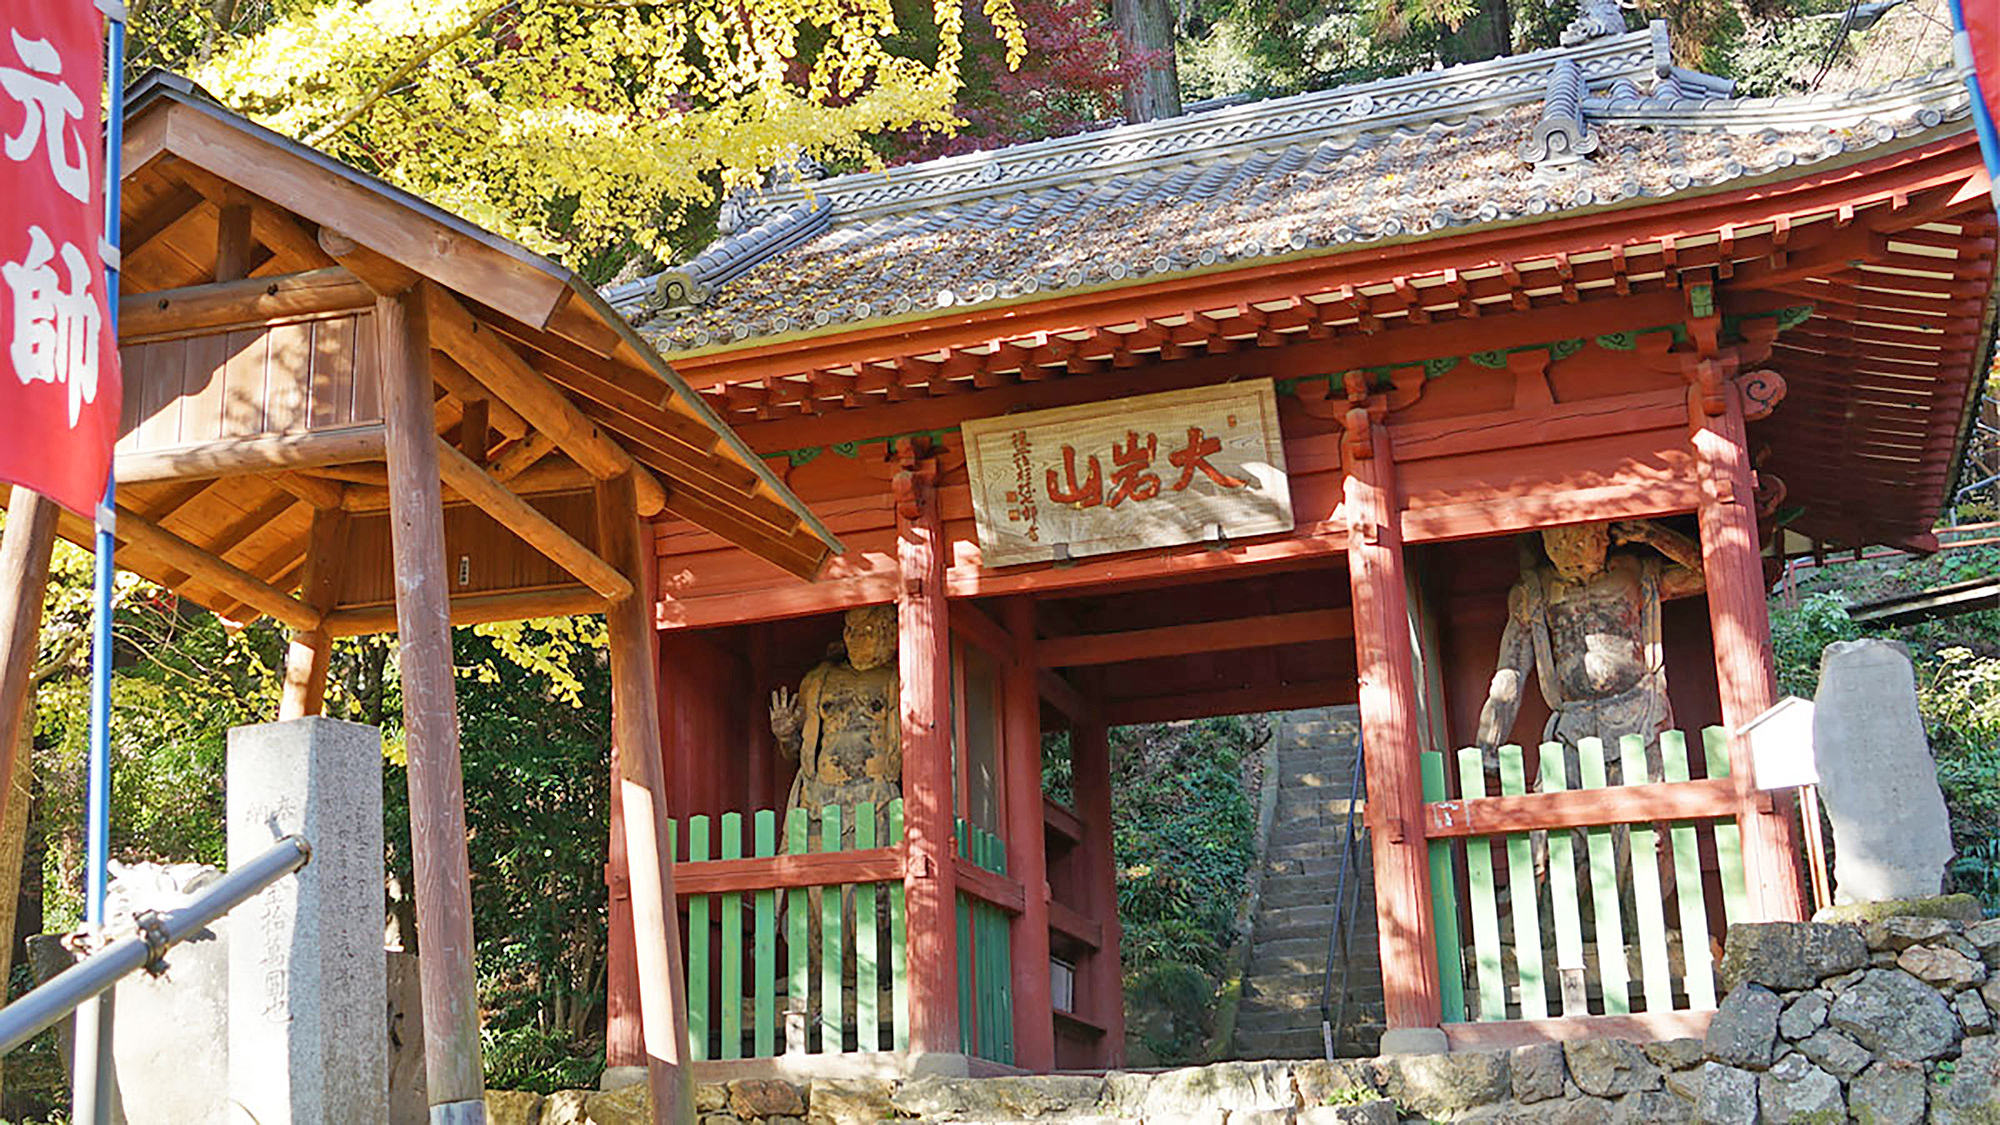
[961,379,1292,567]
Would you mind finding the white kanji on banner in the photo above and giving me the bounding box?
[0,2,115,519]
[0,30,91,204]
[5,225,101,425]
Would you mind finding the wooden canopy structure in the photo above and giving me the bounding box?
[0,72,844,1124]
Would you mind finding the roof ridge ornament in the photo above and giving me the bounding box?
[1521,57,1601,167]
[1561,0,1634,46]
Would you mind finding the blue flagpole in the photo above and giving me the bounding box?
[74,6,124,1124]
[1947,0,2000,209]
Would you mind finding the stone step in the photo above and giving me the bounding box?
[1259,879,1373,910]
[1251,903,1342,939]
[1260,856,1361,881]
[1227,1025,1329,1060]
[1273,796,1364,819]
[1278,768,1348,788]
[1268,839,1358,861]
[1244,970,1384,1002]
[1268,822,1352,848]
[1238,982,1386,1015]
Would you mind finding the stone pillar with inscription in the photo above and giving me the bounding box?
[226,717,388,1124]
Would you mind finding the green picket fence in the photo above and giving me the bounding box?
[955,822,1015,1065]
[1423,728,1750,1024]
[672,800,908,1060]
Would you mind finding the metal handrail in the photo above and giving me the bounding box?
[0,835,311,1056]
[1318,734,1368,1061]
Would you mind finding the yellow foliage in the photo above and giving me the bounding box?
[194,0,1024,265]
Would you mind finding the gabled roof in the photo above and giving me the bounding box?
[116,74,843,588]
[617,23,1972,359]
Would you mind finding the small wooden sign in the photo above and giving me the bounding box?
[961,379,1292,568]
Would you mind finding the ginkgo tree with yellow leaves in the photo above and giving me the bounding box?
[189,0,1024,269]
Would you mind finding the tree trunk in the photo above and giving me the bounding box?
[1113,0,1181,122]
[1450,0,1513,63]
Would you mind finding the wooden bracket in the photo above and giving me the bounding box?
[1735,369,1788,421]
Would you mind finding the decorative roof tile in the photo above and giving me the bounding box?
[613,25,1975,354]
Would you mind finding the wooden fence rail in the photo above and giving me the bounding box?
[1423,728,1751,1037]
[669,801,1017,1065]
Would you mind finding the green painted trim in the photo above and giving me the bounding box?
[1661,731,1718,1010]
[855,802,881,1051]
[753,809,777,1057]
[1497,746,1546,1020]
[1575,738,1630,1016]
[821,804,845,1051]
[888,799,910,1052]
[1420,751,1468,1023]
[1540,743,1586,1018]
[1455,746,1507,1022]
[1703,727,1752,928]
[785,808,810,1051]
[1619,735,1675,1015]
[688,816,711,1061]
[720,812,744,1059]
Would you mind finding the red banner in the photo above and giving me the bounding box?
[0,1,116,518]
[1970,0,2000,127]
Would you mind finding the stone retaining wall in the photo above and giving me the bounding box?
[485,915,2000,1124]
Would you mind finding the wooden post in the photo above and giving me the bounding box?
[604,730,643,1071]
[896,463,961,1058]
[0,487,57,831]
[596,472,695,1125]
[279,509,349,720]
[1691,383,1808,922]
[377,290,487,1120]
[1070,719,1125,1067]
[1001,597,1056,1071]
[1344,421,1444,1036]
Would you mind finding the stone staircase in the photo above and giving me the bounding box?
[1229,706,1386,1060]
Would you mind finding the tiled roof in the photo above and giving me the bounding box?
[617,22,1975,357]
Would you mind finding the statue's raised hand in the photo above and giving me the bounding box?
[770,686,804,750]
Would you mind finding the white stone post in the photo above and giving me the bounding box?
[227,717,389,1124]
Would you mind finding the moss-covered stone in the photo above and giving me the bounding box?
[1812,895,1984,925]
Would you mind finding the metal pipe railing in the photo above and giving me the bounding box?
[0,835,311,1057]
[1318,732,1369,1061]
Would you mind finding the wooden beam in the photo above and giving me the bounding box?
[1071,721,1125,1066]
[673,847,905,895]
[952,858,1026,915]
[1036,669,1090,723]
[0,488,58,833]
[115,506,318,630]
[898,467,960,1055]
[1346,421,1443,1032]
[430,351,529,440]
[1691,383,1808,922]
[490,431,558,483]
[322,586,608,637]
[1039,608,1355,668]
[119,266,373,341]
[262,471,346,511]
[1002,597,1056,1071]
[279,509,350,720]
[317,226,422,296]
[1442,1011,1713,1050]
[1047,899,1101,951]
[1419,778,1739,838]
[598,472,697,1124]
[115,425,385,483]
[432,437,631,601]
[1103,677,1358,726]
[377,288,486,1115]
[426,284,668,515]
[949,599,1016,665]
[214,197,253,282]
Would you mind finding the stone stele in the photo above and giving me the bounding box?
[226,717,388,1124]
[1812,639,1954,904]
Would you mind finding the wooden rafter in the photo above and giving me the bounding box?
[120,266,373,341]
[432,437,632,600]
[1038,609,1355,667]
[114,506,318,629]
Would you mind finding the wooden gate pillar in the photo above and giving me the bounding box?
[0,487,57,828]
[1343,421,1444,1034]
[896,461,961,1057]
[378,289,486,1119]
[1690,382,1808,922]
[1070,719,1124,1067]
[598,473,696,1124]
[604,731,643,1071]
[1001,597,1055,1071]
